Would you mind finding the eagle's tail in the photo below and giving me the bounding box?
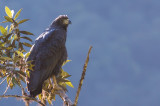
[30,85,42,97]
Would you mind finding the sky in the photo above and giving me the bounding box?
[0,0,160,106]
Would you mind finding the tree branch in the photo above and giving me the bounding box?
[55,89,73,106]
[3,77,12,95]
[0,76,7,85]
[74,46,92,106]
[0,95,45,106]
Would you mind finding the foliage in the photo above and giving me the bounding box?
[0,6,73,105]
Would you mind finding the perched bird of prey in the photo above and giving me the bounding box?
[26,15,71,97]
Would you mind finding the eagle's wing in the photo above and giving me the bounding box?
[27,28,67,94]
[27,28,56,62]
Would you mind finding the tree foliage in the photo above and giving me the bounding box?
[0,6,74,105]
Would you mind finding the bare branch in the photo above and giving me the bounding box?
[41,90,46,106]
[0,95,45,106]
[0,76,7,85]
[74,46,92,105]
[20,82,30,106]
[3,77,12,95]
[55,90,73,106]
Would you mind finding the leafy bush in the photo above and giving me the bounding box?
[0,6,74,106]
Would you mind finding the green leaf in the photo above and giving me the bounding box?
[61,69,69,77]
[10,81,14,89]
[18,19,29,24]
[10,77,17,89]
[6,46,12,50]
[1,70,6,76]
[65,81,74,88]
[17,71,26,77]
[24,52,30,59]
[4,16,13,23]
[15,29,19,36]
[0,73,2,77]
[38,94,42,100]
[14,78,21,86]
[20,36,32,42]
[12,52,15,59]
[26,70,30,78]
[59,82,67,91]
[5,6,12,18]
[57,78,70,82]
[18,42,23,50]
[0,56,12,61]
[7,75,11,84]
[10,35,16,46]
[9,24,14,33]
[0,26,7,35]
[62,60,71,66]
[26,60,32,64]
[19,74,26,83]
[28,64,34,71]
[10,34,18,42]
[16,50,24,58]
[51,94,56,101]
[0,61,4,64]
[47,97,52,105]
[63,75,71,78]
[4,33,12,41]
[1,21,8,23]
[14,8,22,20]
[27,60,34,71]
[22,42,32,47]
[5,26,8,31]
[20,31,33,35]
[13,56,20,63]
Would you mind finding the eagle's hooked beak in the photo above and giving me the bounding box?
[68,20,72,24]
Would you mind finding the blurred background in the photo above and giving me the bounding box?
[0,0,160,106]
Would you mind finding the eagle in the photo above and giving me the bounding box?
[26,15,71,97]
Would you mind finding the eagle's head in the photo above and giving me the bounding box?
[51,15,71,30]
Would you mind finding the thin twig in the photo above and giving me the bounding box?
[20,82,29,106]
[0,95,45,106]
[3,77,12,95]
[74,46,92,106]
[0,76,7,85]
[52,76,73,106]
[55,90,73,106]
[41,90,46,106]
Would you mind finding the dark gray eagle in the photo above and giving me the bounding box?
[26,15,71,97]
